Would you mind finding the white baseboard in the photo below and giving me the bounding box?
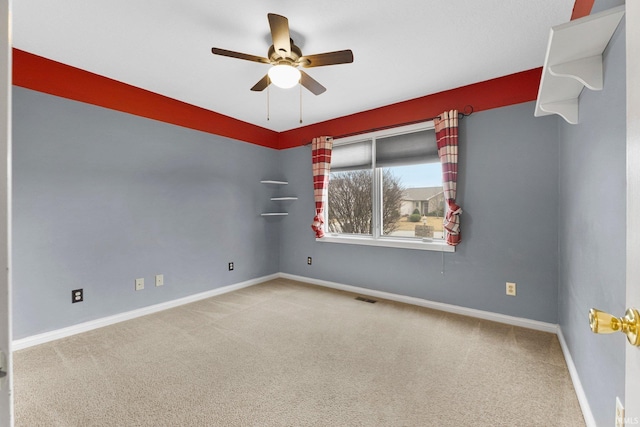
[12,273,279,351]
[279,273,558,333]
[13,272,557,350]
[13,271,594,426]
[557,328,596,427]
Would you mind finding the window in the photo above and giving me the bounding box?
[322,122,453,252]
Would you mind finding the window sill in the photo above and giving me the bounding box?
[316,235,455,252]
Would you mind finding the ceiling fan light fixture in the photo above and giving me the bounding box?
[268,64,301,89]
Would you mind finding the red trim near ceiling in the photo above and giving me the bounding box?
[277,68,542,149]
[571,0,594,20]
[12,49,279,148]
[13,48,542,151]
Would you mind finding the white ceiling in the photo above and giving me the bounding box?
[12,0,575,132]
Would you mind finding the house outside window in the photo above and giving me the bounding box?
[322,122,452,252]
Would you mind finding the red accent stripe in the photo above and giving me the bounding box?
[13,49,544,151]
[277,68,542,149]
[571,0,594,20]
[12,49,279,148]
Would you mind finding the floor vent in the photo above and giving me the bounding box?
[355,296,377,303]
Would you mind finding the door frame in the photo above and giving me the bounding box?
[626,0,640,423]
[0,0,12,425]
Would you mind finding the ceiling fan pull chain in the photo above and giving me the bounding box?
[267,81,270,121]
[299,82,303,124]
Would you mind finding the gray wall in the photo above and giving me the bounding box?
[279,102,560,323]
[12,87,282,339]
[557,10,627,427]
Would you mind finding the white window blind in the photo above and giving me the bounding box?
[331,129,438,172]
[376,129,438,167]
[330,140,372,172]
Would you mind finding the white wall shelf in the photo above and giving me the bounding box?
[261,180,295,216]
[534,5,625,124]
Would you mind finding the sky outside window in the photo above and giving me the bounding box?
[391,162,442,188]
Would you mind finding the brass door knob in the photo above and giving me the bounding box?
[589,308,640,346]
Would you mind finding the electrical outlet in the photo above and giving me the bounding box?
[155,274,164,287]
[135,278,144,291]
[616,397,624,427]
[228,262,234,271]
[307,257,312,265]
[506,282,516,296]
[71,288,83,303]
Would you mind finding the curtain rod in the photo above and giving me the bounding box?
[305,105,473,146]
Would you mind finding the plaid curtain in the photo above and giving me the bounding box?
[311,136,333,238]
[434,110,462,246]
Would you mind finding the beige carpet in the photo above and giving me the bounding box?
[13,278,585,426]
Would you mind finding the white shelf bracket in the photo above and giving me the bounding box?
[548,55,603,91]
[539,99,579,125]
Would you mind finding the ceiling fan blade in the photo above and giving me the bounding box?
[250,74,270,92]
[299,50,354,68]
[211,47,270,64]
[300,70,326,95]
[267,13,291,58]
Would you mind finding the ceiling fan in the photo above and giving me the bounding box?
[211,13,354,95]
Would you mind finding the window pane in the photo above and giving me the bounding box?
[328,170,373,235]
[381,163,445,239]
